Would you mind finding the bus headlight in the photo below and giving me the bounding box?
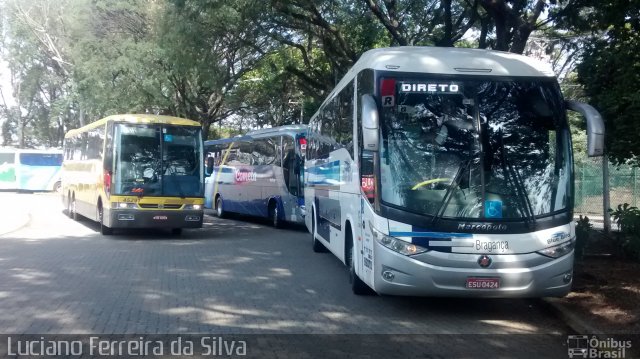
[373,228,428,256]
[184,204,202,210]
[537,238,576,258]
[114,202,137,209]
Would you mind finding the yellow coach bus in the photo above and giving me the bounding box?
[62,114,204,235]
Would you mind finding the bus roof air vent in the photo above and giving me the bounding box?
[454,68,492,73]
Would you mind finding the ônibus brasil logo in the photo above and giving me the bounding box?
[566,335,632,358]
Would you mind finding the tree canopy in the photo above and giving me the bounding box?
[0,0,637,165]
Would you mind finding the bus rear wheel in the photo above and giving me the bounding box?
[70,194,79,221]
[66,193,73,218]
[269,202,282,228]
[98,205,112,235]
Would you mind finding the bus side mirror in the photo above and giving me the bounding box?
[361,94,380,152]
[205,157,214,176]
[565,100,605,157]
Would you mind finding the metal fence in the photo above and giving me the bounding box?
[575,157,640,217]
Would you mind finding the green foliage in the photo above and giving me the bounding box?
[208,126,243,141]
[575,215,592,259]
[559,0,640,166]
[577,27,640,166]
[1,0,637,148]
[610,203,640,261]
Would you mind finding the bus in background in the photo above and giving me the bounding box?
[0,148,63,192]
[62,114,204,235]
[204,125,307,228]
[305,47,605,297]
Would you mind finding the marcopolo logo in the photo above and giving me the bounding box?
[457,223,507,231]
[567,335,632,358]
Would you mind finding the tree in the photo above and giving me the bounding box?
[69,0,171,120]
[156,0,274,138]
[1,0,82,147]
[556,0,640,165]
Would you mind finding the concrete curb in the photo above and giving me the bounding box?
[542,298,603,335]
[0,212,31,236]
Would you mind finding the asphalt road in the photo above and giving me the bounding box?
[0,192,576,358]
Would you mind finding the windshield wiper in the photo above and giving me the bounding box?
[497,135,536,226]
[431,158,473,226]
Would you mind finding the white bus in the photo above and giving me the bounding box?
[304,47,604,296]
[0,148,63,192]
[204,125,307,227]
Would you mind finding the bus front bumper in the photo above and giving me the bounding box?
[104,208,204,229]
[372,242,574,298]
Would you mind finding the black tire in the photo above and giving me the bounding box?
[70,195,79,221]
[346,231,371,295]
[98,205,113,235]
[311,210,327,253]
[270,202,282,228]
[171,228,183,236]
[66,193,73,218]
[215,196,226,218]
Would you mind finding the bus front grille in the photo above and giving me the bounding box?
[138,204,183,209]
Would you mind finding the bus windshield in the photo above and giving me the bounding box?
[114,123,203,197]
[380,77,572,220]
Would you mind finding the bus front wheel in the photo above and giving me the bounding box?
[53,181,61,193]
[311,210,327,253]
[98,205,113,235]
[215,196,226,218]
[346,231,372,295]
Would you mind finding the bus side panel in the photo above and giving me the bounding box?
[16,153,62,191]
[0,151,17,190]
[359,197,378,288]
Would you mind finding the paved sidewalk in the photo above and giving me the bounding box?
[542,298,603,335]
[0,192,31,236]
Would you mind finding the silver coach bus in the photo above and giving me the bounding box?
[305,47,604,297]
[204,125,307,227]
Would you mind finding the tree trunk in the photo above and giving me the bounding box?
[202,120,213,141]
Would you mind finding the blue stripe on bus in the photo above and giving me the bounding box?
[224,197,285,220]
[389,231,473,238]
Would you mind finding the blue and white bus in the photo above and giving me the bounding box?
[204,125,307,227]
[0,148,63,192]
[305,47,605,297]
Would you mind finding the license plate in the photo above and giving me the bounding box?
[153,216,168,220]
[466,277,500,289]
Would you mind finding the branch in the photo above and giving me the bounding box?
[284,65,329,93]
[364,0,408,45]
[14,3,71,77]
